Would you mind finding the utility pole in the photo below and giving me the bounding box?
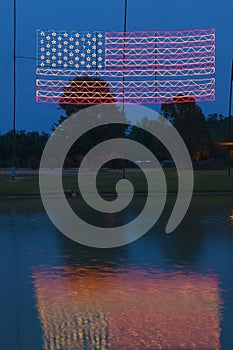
[227,58,233,177]
[122,0,128,179]
[12,0,17,176]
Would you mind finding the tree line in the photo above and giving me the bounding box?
[0,77,231,169]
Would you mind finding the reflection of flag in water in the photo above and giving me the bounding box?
[36,28,215,104]
[33,266,222,350]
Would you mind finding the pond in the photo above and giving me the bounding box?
[0,196,233,349]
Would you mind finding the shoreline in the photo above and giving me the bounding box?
[1,191,233,199]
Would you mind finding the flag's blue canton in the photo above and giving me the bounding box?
[37,30,106,70]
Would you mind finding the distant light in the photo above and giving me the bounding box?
[218,142,233,146]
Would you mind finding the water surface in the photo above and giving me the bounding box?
[0,196,233,349]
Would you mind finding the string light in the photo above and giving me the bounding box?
[36,28,215,104]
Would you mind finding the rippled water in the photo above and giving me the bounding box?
[0,196,233,349]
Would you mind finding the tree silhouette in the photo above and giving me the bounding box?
[51,75,128,168]
[161,94,212,161]
[59,75,115,117]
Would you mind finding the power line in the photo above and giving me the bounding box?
[16,55,36,60]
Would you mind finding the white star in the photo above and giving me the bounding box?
[87,41,91,45]
[75,64,79,68]
[87,49,91,54]
[81,60,85,65]
[46,44,50,48]
[40,40,44,44]
[98,41,102,46]
[75,57,79,61]
[81,37,85,41]
[69,37,74,41]
[52,40,56,45]
[58,59,62,64]
[86,57,91,61]
[46,52,50,56]
[92,53,96,57]
[87,33,91,38]
[75,49,80,53]
[98,49,102,53]
[52,55,56,60]
[92,45,96,50]
[52,32,56,36]
[64,48,68,53]
[69,60,73,65]
[58,52,62,56]
[41,55,45,60]
[40,62,45,67]
[92,37,96,41]
[98,57,102,61]
[63,56,68,61]
[87,64,91,68]
[81,52,85,57]
[40,31,45,36]
[92,61,96,65]
[69,52,74,57]
[64,41,68,45]
[64,63,68,67]
[75,33,80,37]
[98,33,103,38]
[64,33,68,37]
[58,36,62,41]
[46,36,50,40]
[52,48,56,52]
[46,59,50,63]
[69,45,74,49]
[75,41,79,46]
[98,64,102,68]
[41,47,45,52]
[52,63,56,67]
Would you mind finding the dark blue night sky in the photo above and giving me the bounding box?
[0,0,233,133]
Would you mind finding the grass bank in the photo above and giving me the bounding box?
[0,170,233,197]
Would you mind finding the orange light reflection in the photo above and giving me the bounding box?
[32,265,222,350]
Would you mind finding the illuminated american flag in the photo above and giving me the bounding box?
[36,28,215,104]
